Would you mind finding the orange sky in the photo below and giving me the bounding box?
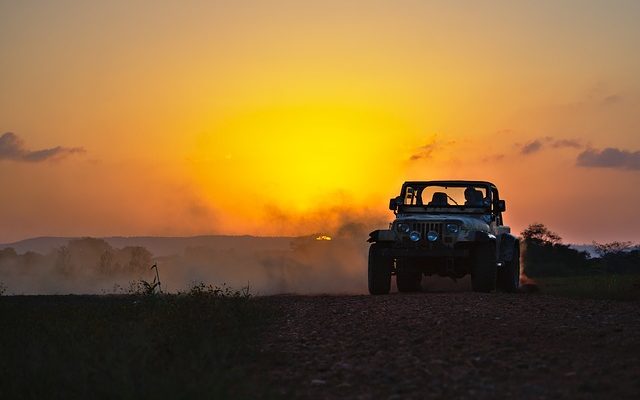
[1,1,640,244]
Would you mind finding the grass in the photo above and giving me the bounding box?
[536,273,640,301]
[0,285,273,399]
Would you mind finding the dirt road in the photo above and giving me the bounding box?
[256,293,640,399]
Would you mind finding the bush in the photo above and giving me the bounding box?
[126,279,161,296]
[592,242,640,274]
[181,281,251,299]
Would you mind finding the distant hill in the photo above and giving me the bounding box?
[0,235,296,257]
[568,244,599,258]
[2,236,603,258]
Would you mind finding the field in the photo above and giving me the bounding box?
[0,289,271,399]
[2,281,640,399]
[536,274,640,301]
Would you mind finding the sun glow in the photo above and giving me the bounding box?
[189,103,415,223]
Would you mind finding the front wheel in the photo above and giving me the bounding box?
[368,243,393,295]
[497,244,520,293]
[471,242,497,293]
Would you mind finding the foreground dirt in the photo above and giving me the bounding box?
[255,292,640,399]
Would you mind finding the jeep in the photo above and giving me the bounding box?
[367,180,520,294]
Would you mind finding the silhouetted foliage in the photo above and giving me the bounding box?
[521,223,592,277]
[521,223,639,277]
[592,241,640,274]
[53,238,152,276]
[521,223,562,245]
[1,238,154,282]
[593,241,634,257]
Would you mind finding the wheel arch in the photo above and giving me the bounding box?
[367,229,396,243]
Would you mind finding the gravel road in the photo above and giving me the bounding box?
[256,292,640,399]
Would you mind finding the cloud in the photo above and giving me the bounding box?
[601,94,623,106]
[576,147,640,171]
[519,137,584,155]
[409,136,455,161]
[409,142,438,161]
[551,139,582,149]
[521,140,543,155]
[0,132,84,162]
[481,154,505,163]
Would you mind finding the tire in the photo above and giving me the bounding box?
[497,244,520,293]
[471,241,497,293]
[368,243,393,295]
[397,269,422,292]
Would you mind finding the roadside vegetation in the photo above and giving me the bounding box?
[521,223,640,300]
[0,282,272,399]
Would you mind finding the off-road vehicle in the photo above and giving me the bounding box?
[368,180,519,294]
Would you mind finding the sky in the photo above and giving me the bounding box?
[1,0,639,244]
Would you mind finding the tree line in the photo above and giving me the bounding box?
[0,237,152,277]
[520,223,639,277]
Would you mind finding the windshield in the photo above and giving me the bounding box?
[403,184,491,209]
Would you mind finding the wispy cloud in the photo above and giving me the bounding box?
[519,136,584,155]
[409,136,455,161]
[521,140,543,155]
[576,147,640,171]
[601,94,623,106]
[551,139,582,149]
[0,132,84,162]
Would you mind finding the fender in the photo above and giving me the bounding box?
[471,231,497,242]
[498,233,519,262]
[367,230,396,243]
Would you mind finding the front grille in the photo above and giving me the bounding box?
[411,222,444,238]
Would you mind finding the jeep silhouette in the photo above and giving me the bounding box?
[367,180,520,294]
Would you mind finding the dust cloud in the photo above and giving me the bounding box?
[518,240,539,291]
[0,206,495,295]
[0,217,388,295]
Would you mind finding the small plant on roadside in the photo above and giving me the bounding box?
[182,281,251,299]
[126,263,163,296]
[127,279,161,296]
[0,282,6,296]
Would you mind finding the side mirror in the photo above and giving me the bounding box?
[497,200,506,212]
[389,196,402,211]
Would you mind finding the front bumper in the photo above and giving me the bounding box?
[382,241,470,258]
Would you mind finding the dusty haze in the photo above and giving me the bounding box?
[0,217,388,295]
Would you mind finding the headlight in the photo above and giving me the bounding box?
[446,223,459,234]
[396,223,411,234]
[409,231,421,242]
[426,230,439,242]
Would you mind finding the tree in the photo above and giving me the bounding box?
[592,241,638,274]
[592,241,633,258]
[520,223,591,277]
[521,223,562,245]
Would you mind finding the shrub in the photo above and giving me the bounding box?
[182,281,251,299]
[127,279,160,296]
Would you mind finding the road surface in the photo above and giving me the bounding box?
[256,292,640,399]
